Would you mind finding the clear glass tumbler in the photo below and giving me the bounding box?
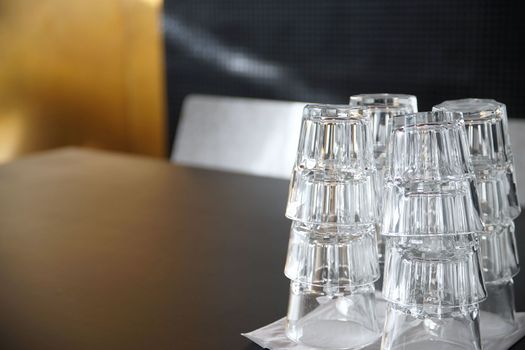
[286,281,381,349]
[382,111,483,237]
[286,104,377,226]
[382,235,487,307]
[382,302,482,350]
[285,222,380,287]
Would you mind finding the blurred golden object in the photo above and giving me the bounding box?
[0,0,166,163]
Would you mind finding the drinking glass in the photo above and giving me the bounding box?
[382,235,487,307]
[286,104,377,226]
[285,222,380,287]
[286,281,381,349]
[382,302,482,350]
[382,111,483,236]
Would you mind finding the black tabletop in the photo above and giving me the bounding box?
[0,148,523,349]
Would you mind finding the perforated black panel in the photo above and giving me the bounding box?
[164,1,525,149]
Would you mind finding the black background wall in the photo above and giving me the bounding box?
[164,1,525,149]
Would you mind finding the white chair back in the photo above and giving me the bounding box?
[171,94,306,179]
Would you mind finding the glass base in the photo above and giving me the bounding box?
[286,319,380,350]
[382,235,486,306]
[381,302,482,350]
[286,282,381,349]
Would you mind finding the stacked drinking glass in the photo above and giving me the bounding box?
[284,104,382,349]
[349,94,418,263]
[434,99,521,337]
[381,111,487,350]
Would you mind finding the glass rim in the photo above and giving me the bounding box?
[349,93,417,110]
[392,110,464,130]
[383,297,487,308]
[433,98,506,122]
[291,221,376,234]
[303,104,369,122]
[381,230,483,237]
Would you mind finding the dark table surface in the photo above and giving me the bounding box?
[0,148,524,349]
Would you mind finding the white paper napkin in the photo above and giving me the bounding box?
[243,293,525,350]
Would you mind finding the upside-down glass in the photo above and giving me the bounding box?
[382,303,482,350]
[286,282,381,349]
[382,235,486,350]
[382,111,483,237]
[349,94,418,263]
[284,223,382,350]
[285,222,380,287]
[382,235,487,307]
[286,105,377,226]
